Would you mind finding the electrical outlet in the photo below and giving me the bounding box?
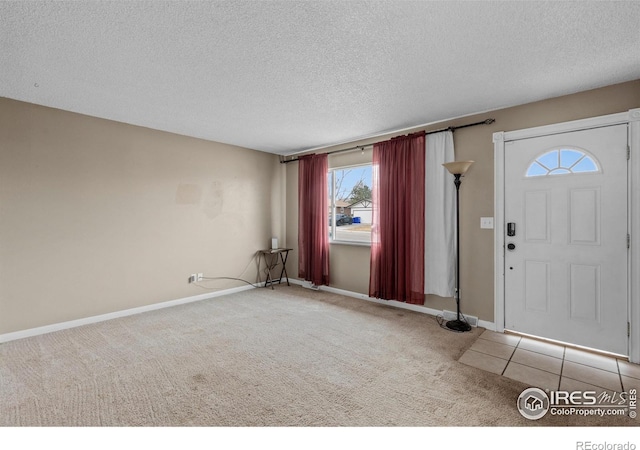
[480,217,494,229]
[188,274,197,283]
[197,273,203,281]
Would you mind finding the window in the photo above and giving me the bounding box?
[526,148,600,177]
[328,164,373,244]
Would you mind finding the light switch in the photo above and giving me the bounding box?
[480,217,494,229]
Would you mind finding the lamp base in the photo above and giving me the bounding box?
[445,319,472,332]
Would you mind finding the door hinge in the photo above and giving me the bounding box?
[628,145,631,160]
[628,233,631,249]
[628,322,631,337]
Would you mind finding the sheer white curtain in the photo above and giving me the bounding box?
[424,131,455,297]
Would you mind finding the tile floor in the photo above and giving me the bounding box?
[460,330,640,394]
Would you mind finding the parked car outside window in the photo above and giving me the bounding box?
[329,214,353,226]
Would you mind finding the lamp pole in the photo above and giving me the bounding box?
[442,160,474,333]
[446,173,471,332]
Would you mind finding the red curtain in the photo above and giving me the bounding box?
[369,132,425,304]
[298,153,330,286]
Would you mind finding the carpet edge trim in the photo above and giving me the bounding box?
[0,283,258,343]
[291,279,496,331]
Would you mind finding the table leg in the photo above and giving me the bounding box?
[263,254,275,289]
[278,251,290,286]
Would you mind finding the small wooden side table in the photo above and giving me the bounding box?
[259,248,292,289]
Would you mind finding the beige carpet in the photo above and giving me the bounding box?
[0,285,634,426]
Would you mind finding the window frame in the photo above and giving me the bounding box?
[328,163,373,247]
[525,147,601,178]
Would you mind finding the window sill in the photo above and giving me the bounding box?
[329,240,371,248]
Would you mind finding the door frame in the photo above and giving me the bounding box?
[493,108,640,363]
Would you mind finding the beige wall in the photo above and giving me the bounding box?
[3,80,638,335]
[0,98,282,334]
[286,79,640,322]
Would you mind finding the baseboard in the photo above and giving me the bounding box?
[309,283,489,329]
[0,283,259,344]
[319,284,440,315]
[1,279,497,344]
[477,319,496,331]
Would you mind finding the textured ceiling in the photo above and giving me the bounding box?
[2,1,640,155]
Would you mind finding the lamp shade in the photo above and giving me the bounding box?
[442,160,474,175]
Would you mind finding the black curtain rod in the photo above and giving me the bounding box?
[279,118,495,164]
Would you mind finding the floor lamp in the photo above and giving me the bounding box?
[442,160,474,332]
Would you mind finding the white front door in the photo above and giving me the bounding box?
[504,124,629,355]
